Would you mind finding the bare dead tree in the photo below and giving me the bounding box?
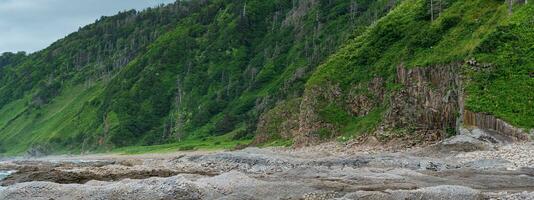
[430,0,434,21]
[438,0,442,17]
[350,0,358,22]
[509,0,513,14]
[242,1,247,18]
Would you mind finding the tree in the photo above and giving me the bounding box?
[431,0,434,21]
[242,1,247,18]
[429,0,446,21]
[214,114,237,135]
[350,1,359,22]
[509,0,513,14]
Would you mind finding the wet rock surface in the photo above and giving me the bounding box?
[1,133,534,199]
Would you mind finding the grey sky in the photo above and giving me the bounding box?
[0,0,175,54]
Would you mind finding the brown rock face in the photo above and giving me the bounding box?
[294,64,463,146]
[295,84,341,147]
[294,77,386,147]
[384,64,463,136]
[346,77,385,116]
[463,110,530,141]
[291,62,529,146]
[253,99,301,145]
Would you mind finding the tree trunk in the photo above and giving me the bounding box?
[438,0,442,17]
[430,0,434,21]
[242,1,247,17]
[509,0,513,14]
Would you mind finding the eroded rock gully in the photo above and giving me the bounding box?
[1,131,534,200]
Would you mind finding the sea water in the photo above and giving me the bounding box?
[0,170,14,180]
[0,170,14,192]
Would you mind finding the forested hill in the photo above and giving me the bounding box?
[0,0,397,154]
[0,0,532,155]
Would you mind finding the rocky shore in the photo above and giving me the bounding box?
[0,129,533,200]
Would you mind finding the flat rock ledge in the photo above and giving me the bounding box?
[0,132,533,200]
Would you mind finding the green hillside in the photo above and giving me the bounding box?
[302,0,533,142]
[0,0,532,155]
[0,0,397,155]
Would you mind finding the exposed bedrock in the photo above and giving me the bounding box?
[463,110,531,142]
[384,64,462,136]
[295,63,530,145]
[2,143,534,199]
[296,83,343,146]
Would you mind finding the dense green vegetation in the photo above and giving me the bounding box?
[467,4,534,128]
[0,52,27,69]
[0,0,397,155]
[0,0,532,155]
[306,0,534,139]
[97,0,398,148]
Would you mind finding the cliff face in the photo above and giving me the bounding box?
[295,63,463,145]
[295,83,343,146]
[384,64,462,138]
[0,0,400,154]
[253,98,301,145]
[295,40,534,145]
[463,110,531,141]
[290,0,534,146]
[295,61,530,146]
[0,0,532,154]
[295,77,386,146]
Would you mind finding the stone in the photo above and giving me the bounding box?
[1,144,534,199]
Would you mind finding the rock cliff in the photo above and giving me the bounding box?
[295,62,530,145]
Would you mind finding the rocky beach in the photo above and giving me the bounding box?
[0,0,533,199]
[0,129,533,200]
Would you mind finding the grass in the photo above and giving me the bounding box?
[258,139,293,147]
[465,4,534,128]
[1,0,532,156]
[338,108,384,142]
[111,137,252,155]
[304,0,534,141]
[0,84,104,155]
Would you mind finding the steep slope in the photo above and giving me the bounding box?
[295,0,533,145]
[1,0,531,155]
[0,0,397,155]
[0,2,203,154]
[0,52,26,69]
[94,0,399,148]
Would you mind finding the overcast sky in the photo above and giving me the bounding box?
[0,0,175,54]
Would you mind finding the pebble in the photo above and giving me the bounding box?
[456,143,534,170]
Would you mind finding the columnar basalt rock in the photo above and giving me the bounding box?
[384,64,463,137]
[294,61,530,146]
[463,110,530,141]
[295,64,464,145]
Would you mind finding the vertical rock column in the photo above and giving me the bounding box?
[463,110,530,141]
